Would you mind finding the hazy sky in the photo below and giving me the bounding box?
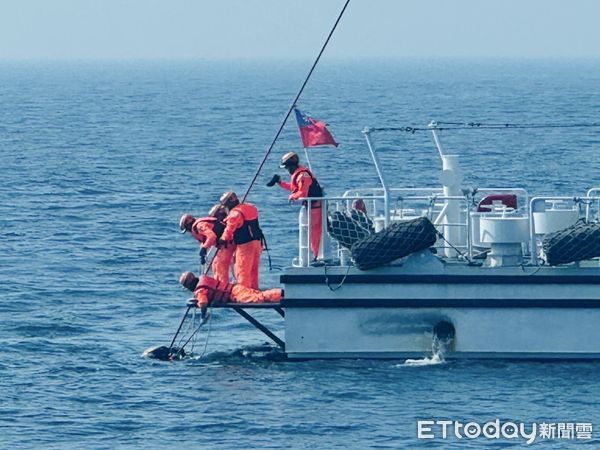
[1,0,599,60]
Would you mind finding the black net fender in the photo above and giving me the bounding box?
[351,217,438,270]
[542,221,600,266]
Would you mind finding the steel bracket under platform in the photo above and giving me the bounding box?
[213,303,285,349]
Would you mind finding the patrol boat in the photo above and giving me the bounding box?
[215,121,600,360]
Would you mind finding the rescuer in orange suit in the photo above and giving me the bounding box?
[179,271,282,308]
[219,191,263,290]
[267,152,324,260]
[179,204,235,283]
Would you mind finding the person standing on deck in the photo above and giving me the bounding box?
[219,191,263,289]
[179,204,235,283]
[267,152,324,260]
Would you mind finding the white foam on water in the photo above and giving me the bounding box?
[401,353,445,367]
[396,335,451,367]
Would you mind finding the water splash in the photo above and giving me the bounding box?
[403,352,445,367]
[400,327,454,367]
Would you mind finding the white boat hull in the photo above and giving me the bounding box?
[285,307,600,359]
[281,252,600,359]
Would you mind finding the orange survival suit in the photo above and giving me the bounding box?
[179,272,283,308]
[221,203,263,289]
[191,274,282,308]
[190,217,235,283]
[279,166,323,258]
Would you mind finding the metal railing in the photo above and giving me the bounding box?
[292,187,538,267]
[586,188,600,222]
[294,194,385,267]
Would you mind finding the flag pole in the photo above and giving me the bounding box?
[303,147,313,171]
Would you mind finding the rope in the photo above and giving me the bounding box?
[198,309,213,359]
[520,263,543,275]
[435,231,474,264]
[324,263,352,291]
[168,305,191,350]
[189,308,198,353]
[172,308,212,358]
[436,121,600,129]
[370,122,600,133]
[176,306,196,349]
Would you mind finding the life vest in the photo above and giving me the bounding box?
[202,217,226,241]
[198,275,234,304]
[231,204,263,245]
[291,167,323,209]
[192,217,226,243]
[294,167,323,198]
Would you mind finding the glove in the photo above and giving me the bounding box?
[186,298,199,308]
[266,174,281,187]
[218,238,229,248]
[288,198,297,206]
[199,247,207,265]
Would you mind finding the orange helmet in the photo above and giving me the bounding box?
[179,271,198,291]
[280,151,299,168]
[219,191,239,209]
[179,214,195,233]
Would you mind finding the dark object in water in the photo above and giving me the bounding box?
[351,217,437,270]
[543,221,600,266]
[142,345,186,361]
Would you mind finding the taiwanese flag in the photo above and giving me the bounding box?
[294,108,339,148]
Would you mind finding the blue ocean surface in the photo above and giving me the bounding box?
[2,59,600,448]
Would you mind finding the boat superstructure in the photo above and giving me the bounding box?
[219,122,600,359]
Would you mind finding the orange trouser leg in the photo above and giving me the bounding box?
[233,240,262,289]
[231,284,282,303]
[211,244,235,283]
[310,207,323,259]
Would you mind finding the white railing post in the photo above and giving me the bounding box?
[363,127,390,227]
[318,199,332,261]
[429,123,463,257]
[298,205,309,267]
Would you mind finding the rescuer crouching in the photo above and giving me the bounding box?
[179,204,235,283]
[179,271,283,309]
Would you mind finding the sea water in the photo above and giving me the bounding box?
[2,59,600,448]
